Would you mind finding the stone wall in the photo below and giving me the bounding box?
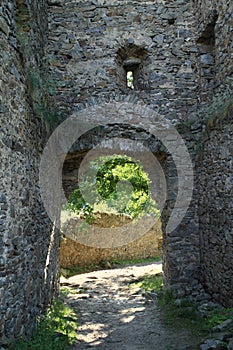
[193,0,233,100]
[47,0,203,295]
[47,0,199,121]
[197,105,233,307]
[0,0,233,344]
[0,0,59,344]
[193,0,233,306]
[48,0,232,299]
[61,213,162,268]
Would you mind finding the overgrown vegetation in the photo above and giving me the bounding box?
[15,1,61,125]
[128,273,233,339]
[176,90,233,156]
[64,154,160,224]
[198,90,233,127]
[61,256,162,278]
[129,273,163,293]
[176,89,233,135]
[10,298,78,350]
[158,289,233,336]
[158,290,206,334]
[195,90,233,155]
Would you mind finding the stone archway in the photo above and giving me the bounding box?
[1,0,232,344]
[60,129,165,269]
[39,101,200,297]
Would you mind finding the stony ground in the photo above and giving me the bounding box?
[62,262,203,350]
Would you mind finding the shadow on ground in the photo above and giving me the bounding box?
[62,262,202,350]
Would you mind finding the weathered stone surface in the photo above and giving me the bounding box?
[60,213,162,268]
[0,0,60,344]
[49,0,232,316]
[228,338,233,350]
[200,313,233,350]
[197,106,233,308]
[213,319,233,332]
[0,0,232,345]
[47,0,200,120]
[200,339,222,350]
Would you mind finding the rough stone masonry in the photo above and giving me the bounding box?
[0,0,232,343]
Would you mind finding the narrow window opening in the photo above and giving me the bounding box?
[123,58,141,90]
[197,12,218,100]
[117,47,147,91]
[127,70,134,89]
[197,13,218,46]
[168,18,175,25]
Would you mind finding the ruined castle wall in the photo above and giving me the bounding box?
[193,0,233,99]
[47,0,203,295]
[212,0,232,94]
[47,0,200,121]
[60,214,162,268]
[197,105,233,307]
[1,1,232,344]
[193,0,233,305]
[0,1,59,343]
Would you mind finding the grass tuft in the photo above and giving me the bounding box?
[158,289,233,336]
[10,298,78,350]
[129,273,163,293]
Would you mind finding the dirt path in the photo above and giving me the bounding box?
[62,262,202,350]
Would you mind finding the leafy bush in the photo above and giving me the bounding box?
[64,155,160,222]
[11,299,78,350]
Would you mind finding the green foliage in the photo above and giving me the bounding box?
[130,274,163,293]
[96,155,153,216]
[127,71,134,89]
[11,299,78,350]
[176,119,196,134]
[65,188,94,224]
[198,90,233,127]
[64,155,160,222]
[158,291,208,334]
[158,290,233,336]
[206,308,233,331]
